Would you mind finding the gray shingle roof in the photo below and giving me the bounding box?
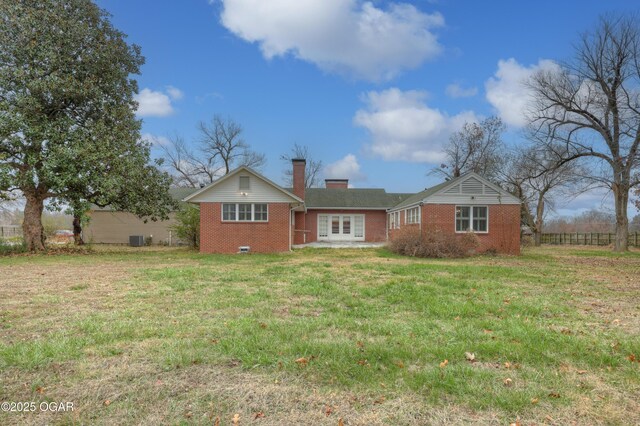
[303,188,412,209]
[389,175,463,210]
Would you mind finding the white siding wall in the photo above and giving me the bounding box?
[425,176,520,205]
[188,173,296,203]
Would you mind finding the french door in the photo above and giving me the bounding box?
[318,214,364,241]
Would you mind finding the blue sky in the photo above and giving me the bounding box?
[98,0,638,216]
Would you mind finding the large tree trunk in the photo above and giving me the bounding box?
[613,183,629,252]
[73,214,84,245]
[23,192,46,252]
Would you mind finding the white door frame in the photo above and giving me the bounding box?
[318,214,365,241]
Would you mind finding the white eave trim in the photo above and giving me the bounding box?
[182,166,304,204]
[425,172,521,204]
[306,207,389,211]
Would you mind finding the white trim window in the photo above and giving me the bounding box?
[388,211,400,229]
[456,206,488,232]
[405,206,420,224]
[222,203,268,222]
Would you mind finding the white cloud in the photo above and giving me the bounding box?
[140,133,170,147]
[354,88,478,163]
[135,88,174,117]
[324,154,366,182]
[166,85,184,101]
[485,58,559,127]
[219,0,444,81]
[445,83,478,98]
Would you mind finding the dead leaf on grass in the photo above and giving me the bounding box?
[254,411,265,419]
[548,392,561,398]
[295,357,308,367]
[338,418,345,426]
[103,399,111,406]
[439,359,448,368]
[464,352,476,362]
[531,397,539,404]
[325,405,333,417]
[232,413,240,425]
[503,378,513,387]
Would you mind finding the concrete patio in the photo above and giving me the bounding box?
[292,241,386,249]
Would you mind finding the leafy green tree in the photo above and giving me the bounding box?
[0,0,169,251]
[171,204,200,248]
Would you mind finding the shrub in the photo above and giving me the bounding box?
[0,238,27,255]
[171,204,200,248]
[388,227,479,258]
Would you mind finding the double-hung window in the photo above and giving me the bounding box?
[222,203,268,222]
[405,207,420,224]
[456,206,488,232]
[222,203,236,221]
[388,211,400,229]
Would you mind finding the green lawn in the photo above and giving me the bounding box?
[0,245,638,425]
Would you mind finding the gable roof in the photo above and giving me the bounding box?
[183,166,303,203]
[389,172,521,210]
[304,188,412,209]
[390,178,459,210]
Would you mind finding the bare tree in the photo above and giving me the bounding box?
[432,116,505,182]
[526,15,640,251]
[501,145,585,245]
[158,135,220,188]
[280,143,323,188]
[160,115,266,188]
[198,115,265,175]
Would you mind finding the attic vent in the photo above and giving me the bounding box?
[239,176,250,190]
[461,178,483,194]
[484,185,499,195]
[444,184,460,194]
[238,246,250,254]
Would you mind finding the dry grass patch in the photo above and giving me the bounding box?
[0,245,638,425]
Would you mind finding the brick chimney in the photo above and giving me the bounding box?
[325,179,348,189]
[292,159,306,200]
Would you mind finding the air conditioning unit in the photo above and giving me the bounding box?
[129,235,144,247]
[238,246,250,254]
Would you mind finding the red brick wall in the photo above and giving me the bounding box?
[292,160,306,200]
[325,180,349,189]
[293,211,306,244]
[421,204,520,255]
[200,202,291,253]
[304,209,388,243]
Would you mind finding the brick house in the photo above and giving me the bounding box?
[184,159,522,254]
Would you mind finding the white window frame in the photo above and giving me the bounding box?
[388,211,400,229]
[221,203,269,222]
[405,206,420,225]
[455,205,488,233]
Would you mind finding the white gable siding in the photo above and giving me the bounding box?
[461,177,483,194]
[444,185,461,194]
[425,175,520,205]
[188,173,296,203]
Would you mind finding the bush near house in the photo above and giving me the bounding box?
[388,226,479,258]
[171,204,200,248]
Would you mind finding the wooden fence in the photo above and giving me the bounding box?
[0,225,21,238]
[541,232,639,246]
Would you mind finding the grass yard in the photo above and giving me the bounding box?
[0,245,638,425]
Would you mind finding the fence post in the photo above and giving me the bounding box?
[635,232,638,247]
